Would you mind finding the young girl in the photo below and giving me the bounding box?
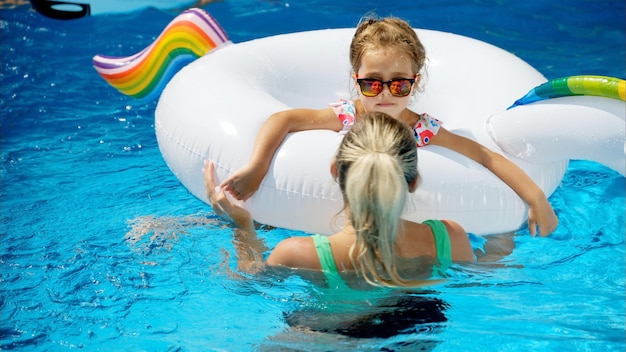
[219,16,558,237]
[205,112,476,286]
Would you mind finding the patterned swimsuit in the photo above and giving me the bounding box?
[329,99,443,146]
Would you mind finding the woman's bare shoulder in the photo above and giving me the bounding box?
[441,220,475,262]
[266,236,321,270]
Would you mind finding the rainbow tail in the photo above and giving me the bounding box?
[508,75,626,109]
[93,8,230,101]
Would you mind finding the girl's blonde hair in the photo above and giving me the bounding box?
[334,112,420,287]
[350,16,427,77]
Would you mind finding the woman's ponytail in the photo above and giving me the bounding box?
[334,112,418,286]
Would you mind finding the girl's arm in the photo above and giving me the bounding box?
[220,108,341,200]
[430,128,558,237]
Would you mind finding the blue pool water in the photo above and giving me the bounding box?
[1,1,625,350]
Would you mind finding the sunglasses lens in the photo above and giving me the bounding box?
[359,80,383,97]
[389,80,412,96]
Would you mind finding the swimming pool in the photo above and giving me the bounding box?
[1,1,624,350]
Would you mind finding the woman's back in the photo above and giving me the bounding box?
[267,217,473,288]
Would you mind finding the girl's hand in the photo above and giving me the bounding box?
[204,161,254,230]
[219,164,264,201]
[527,197,558,237]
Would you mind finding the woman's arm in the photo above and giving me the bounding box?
[431,128,558,237]
[219,107,341,200]
[204,161,267,274]
[205,161,321,272]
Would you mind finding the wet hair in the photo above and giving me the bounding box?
[334,111,420,287]
[350,16,427,77]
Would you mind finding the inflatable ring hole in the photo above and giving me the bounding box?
[31,0,91,20]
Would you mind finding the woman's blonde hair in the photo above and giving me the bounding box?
[334,111,420,287]
[350,16,427,79]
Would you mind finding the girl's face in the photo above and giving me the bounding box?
[355,48,416,119]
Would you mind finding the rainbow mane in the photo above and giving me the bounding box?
[93,8,230,101]
[509,75,626,109]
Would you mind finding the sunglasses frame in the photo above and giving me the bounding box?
[355,76,417,97]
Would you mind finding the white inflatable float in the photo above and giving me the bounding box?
[94,9,626,235]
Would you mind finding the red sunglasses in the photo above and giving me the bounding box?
[356,76,416,97]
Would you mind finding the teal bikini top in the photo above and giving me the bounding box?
[312,219,453,285]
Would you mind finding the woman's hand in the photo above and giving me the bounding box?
[204,160,254,230]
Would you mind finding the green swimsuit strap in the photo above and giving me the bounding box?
[311,234,353,290]
[423,219,453,276]
[311,234,340,274]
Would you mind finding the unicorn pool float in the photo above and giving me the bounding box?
[94,8,625,235]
